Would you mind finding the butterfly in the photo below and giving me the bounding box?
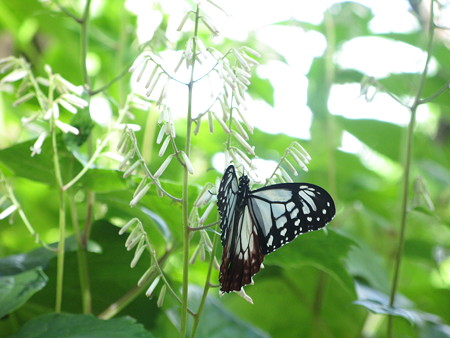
[217,164,336,293]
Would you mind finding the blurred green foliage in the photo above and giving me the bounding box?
[0,1,449,338]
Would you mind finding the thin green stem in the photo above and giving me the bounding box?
[53,0,82,23]
[69,194,91,313]
[46,71,67,313]
[180,5,200,337]
[190,227,219,338]
[89,66,131,96]
[80,0,92,89]
[387,1,435,336]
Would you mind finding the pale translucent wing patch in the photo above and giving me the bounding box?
[249,183,336,255]
[217,165,239,247]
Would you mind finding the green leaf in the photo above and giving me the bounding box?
[248,76,274,106]
[336,116,403,162]
[63,102,94,149]
[264,228,357,295]
[420,322,450,338]
[347,244,390,292]
[354,282,447,328]
[11,313,153,338]
[0,267,48,318]
[354,283,417,323]
[26,221,163,329]
[79,168,127,192]
[0,237,96,276]
[0,136,82,185]
[96,179,191,243]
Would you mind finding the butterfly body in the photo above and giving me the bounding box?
[218,165,335,293]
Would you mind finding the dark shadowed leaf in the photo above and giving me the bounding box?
[0,267,48,318]
[11,313,153,338]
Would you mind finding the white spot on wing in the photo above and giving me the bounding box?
[276,216,287,229]
[299,191,317,211]
[302,203,310,214]
[280,228,287,236]
[286,201,295,212]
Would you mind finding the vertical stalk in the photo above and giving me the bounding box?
[312,11,336,337]
[76,0,93,313]
[387,1,435,336]
[190,228,219,337]
[69,194,91,313]
[180,5,200,337]
[80,0,92,89]
[49,76,66,312]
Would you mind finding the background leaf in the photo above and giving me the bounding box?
[11,313,153,338]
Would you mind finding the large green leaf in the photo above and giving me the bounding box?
[264,228,356,295]
[354,282,449,331]
[346,243,390,292]
[0,267,48,318]
[336,117,403,162]
[25,221,162,330]
[11,313,152,338]
[0,137,81,185]
[0,237,80,276]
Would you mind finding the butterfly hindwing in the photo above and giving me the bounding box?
[248,183,336,254]
[219,203,264,292]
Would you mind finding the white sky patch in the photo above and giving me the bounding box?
[246,97,312,140]
[256,26,327,74]
[328,83,412,125]
[336,36,437,78]
[212,152,278,183]
[366,0,420,33]
[90,96,113,126]
[328,83,433,128]
[339,131,365,154]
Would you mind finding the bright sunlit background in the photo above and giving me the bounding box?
[112,0,448,180]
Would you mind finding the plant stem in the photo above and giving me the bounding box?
[50,88,66,312]
[69,194,92,313]
[180,5,200,337]
[311,10,336,336]
[387,1,435,336]
[190,227,219,338]
[80,0,92,89]
[76,0,94,314]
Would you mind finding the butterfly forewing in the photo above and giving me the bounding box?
[249,183,336,254]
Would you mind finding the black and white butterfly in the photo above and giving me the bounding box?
[217,164,336,293]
